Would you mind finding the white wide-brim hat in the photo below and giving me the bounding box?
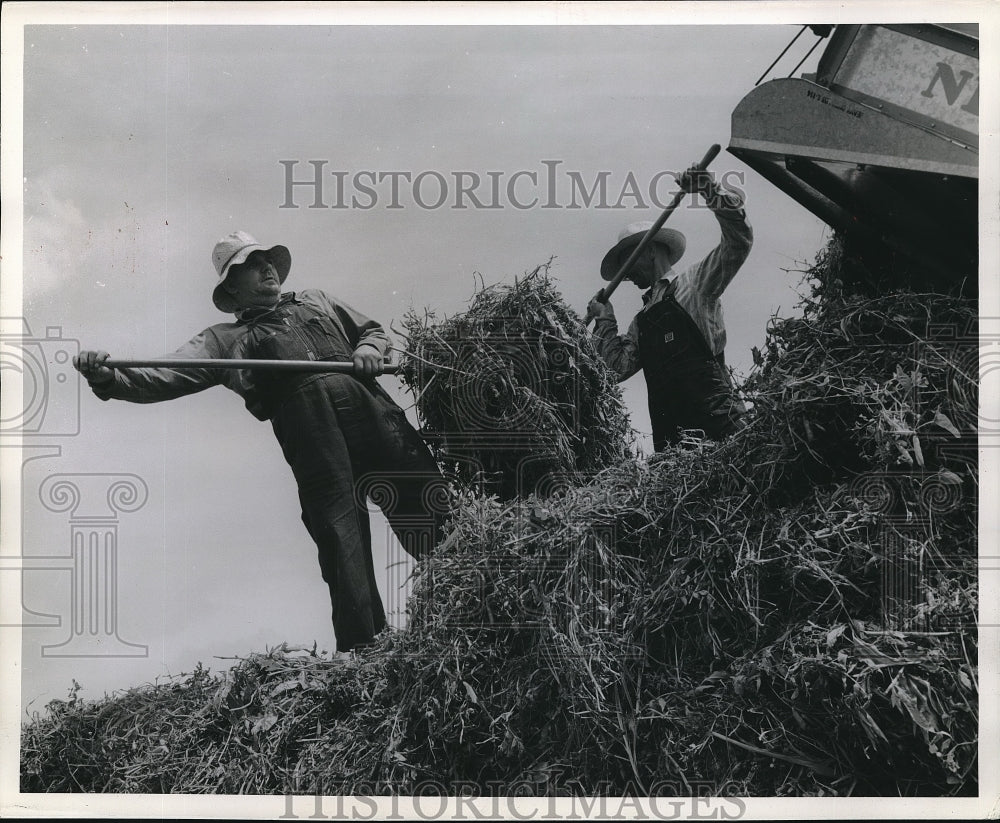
[600,222,686,281]
[211,230,291,312]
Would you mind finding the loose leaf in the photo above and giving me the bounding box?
[826,624,847,649]
[251,714,279,735]
[933,411,962,438]
[937,469,963,485]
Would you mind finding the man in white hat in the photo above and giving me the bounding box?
[587,167,753,450]
[73,231,445,653]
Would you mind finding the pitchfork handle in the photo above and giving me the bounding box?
[103,358,400,375]
[596,143,721,306]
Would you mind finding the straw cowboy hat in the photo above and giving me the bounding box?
[211,231,292,312]
[600,222,686,281]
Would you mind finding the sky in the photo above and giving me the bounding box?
[5,16,841,712]
[1,9,996,814]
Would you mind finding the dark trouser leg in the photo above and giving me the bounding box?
[271,380,387,653]
[272,376,446,651]
[368,395,448,559]
[649,394,682,452]
[299,489,386,651]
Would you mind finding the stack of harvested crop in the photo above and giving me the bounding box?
[366,239,977,795]
[382,405,975,795]
[21,238,978,797]
[738,238,977,507]
[398,263,633,499]
[20,644,393,795]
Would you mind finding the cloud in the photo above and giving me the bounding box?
[23,178,92,298]
[22,173,170,324]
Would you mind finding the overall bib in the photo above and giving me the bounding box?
[636,282,745,451]
[243,297,445,651]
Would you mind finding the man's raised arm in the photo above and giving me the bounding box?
[73,330,222,404]
[678,168,753,303]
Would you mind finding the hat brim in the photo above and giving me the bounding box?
[213,244,291,312]
[600,228,686,281]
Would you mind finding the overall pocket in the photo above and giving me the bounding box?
[245,320,315,405]
[297,313,353,362]
[248,320,311,361]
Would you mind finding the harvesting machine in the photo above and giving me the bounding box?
[730,24,979,294]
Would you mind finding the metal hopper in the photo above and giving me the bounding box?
[730,24,978,292]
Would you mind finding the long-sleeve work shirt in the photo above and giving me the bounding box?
[593,192,753,380]
[91,289,390,419]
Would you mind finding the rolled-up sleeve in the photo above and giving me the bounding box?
[687,187,753,303]
[91,330,222,403]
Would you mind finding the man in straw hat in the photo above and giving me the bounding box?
[588,167,753,450]
[73,231,446,653]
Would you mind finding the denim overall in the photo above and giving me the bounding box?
[636,281,745,450]
[243,296,444,651]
